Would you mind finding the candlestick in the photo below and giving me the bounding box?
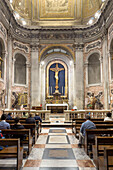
[51,86,52,94]
[62,86,63,94]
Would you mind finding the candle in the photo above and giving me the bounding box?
[51,86,52,94]
[62,86,63,94]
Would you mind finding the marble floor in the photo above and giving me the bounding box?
[0,128,96,170]
[23,127,96,170]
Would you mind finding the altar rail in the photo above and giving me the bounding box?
[64,110,112,122]
[2,110,51,122]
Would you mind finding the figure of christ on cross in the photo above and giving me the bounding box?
[50,63,64,93]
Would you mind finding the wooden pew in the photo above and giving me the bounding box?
[93,136,113,169]
[10,124,37,144]
[99,147,113,170]
[1,129,32,155]
[85,129,113,155]
[7,119,41,136]
[74,123,113,138]
[0,138,23,170]
[72,118,104,132]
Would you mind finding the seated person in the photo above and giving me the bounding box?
[0,114,10,129]
[22,112,29,118]
[78,114,96,148]
[6,113,13,120]
[34,113,42,123]
[12,117,26,142]
[26,113,36,124]
[13,117,25,129]
[104,112,113,121]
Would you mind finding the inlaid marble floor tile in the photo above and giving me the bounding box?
[28,148,44,160]
[76,160,95,167]
[23,168,39,170]
[45,144,71,148]
[34,144,45,148]
[79,168,97,170]
[73,148,91,160]
[49,133,66,136]
[40,133,48,135]
[24,160,41,167]
[49,129,66,133]
[42,148,75,159]
[36,135,48,144]
[47,136,69,144]
[39,168,79,170]
[68,135,79,144]
[40,160,78,167]
[41,128,49,133]
[71,144,80,148]
[66,128,72,133]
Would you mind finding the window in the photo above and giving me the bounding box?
[88,53,100,84]
[14,54,26,85]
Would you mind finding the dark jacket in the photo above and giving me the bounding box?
[34,116,42,122]
[26,117,36,124]
[6,115,12,120]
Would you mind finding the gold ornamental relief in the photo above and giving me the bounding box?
[82,0,102,18]
[39,0,75,19]
[45,0,68,13]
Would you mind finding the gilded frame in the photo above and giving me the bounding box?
[46,60,68,98]
[39,0,75,20]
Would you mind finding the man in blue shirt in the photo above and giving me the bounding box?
[34,113,42,123]
[78,114,96,148]
[6,113,13,120]
[0,114,10,129]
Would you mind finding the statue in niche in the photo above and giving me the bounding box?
[87,92,103,109]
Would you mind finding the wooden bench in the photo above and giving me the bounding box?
[72,118,104,132]
[99,147,113,170]
[85,129,113,155]
[74,123,113,138]
[93,136,113,169]
[10,124,37,144]
[0,138,23,170]
[1,129,32,155]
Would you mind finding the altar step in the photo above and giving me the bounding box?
[50,113,65,118]
[42,122,71,128]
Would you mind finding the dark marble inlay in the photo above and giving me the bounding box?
[42,148,75,159]
[49,129,66,133]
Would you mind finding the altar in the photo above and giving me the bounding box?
[46,103,68,113]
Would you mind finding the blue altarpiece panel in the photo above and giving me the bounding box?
[49,63,65,96]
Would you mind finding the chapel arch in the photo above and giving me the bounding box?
[14,53,26,85]
[88,53,101,85]
[40,46,74,62]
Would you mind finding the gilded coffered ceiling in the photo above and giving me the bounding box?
[9,0,105,26]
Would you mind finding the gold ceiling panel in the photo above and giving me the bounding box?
[39,0,75,20]
[10,0,104,25]
[82,0,102,18]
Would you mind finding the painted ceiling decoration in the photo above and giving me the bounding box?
[9,0,106,27]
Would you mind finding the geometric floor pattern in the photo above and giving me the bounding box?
[23,127,96,170]
[0,128,96,169]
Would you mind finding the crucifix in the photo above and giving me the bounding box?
[50,63,64,93]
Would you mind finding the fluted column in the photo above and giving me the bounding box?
[74,43,84,109]
[6,34,12,109]
[31,44,40,107]
[102,33,109,109]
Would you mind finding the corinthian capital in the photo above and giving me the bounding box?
[30,43,41,52]
[73,43,84,51]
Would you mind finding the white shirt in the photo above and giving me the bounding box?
[104,117,113,121]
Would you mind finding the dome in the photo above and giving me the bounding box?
[9,0,106,27]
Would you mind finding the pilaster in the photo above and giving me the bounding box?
[74,43,84,109]
[30,43,40,107]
